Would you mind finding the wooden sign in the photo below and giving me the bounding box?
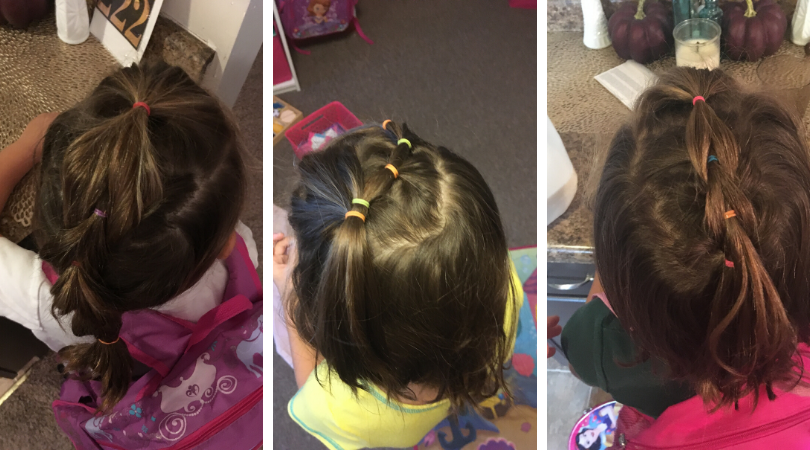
[96,0,156,49]
[90,0,164,66]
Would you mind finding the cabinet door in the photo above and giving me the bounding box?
[547,262,595,366]
[0,318,49,378]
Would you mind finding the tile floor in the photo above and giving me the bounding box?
[547,355,613,450]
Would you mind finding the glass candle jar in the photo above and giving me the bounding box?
[673,19,722,70]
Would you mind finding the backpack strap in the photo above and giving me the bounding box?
[231,234,263,295]
[594,292,617,316]
[42,262,58,285]
[123,336,172,377]
[184,295,253,352]
[351,17,373,45]
[120,310,193,374]
[181,234,260,351]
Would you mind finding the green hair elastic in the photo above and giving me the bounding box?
[397,138,412,149]
[352,198,370,208]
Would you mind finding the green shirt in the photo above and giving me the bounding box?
[561,300,694,418]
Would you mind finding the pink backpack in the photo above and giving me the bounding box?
[50,236,263,450]
[595,294,810,449]
[277,0,372,53]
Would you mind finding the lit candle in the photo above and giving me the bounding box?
[675,39,721,70]
[673,19,722,71]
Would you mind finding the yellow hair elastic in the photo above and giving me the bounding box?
[352,198,369,208]
[397,138,412,149]
[345,211,366,222]
[384,164,399,178]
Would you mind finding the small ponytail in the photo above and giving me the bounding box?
[61,103,162,244]
[683,91,796,407]
[58,326,133,413]
[315,204,380,376]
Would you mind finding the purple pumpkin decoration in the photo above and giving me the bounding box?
[722,0,786,61]
[0,0,49,29]
[608,0,674,64]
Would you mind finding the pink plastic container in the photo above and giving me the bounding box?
[285,102,362,159]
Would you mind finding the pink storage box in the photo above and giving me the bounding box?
[285,102,362,159]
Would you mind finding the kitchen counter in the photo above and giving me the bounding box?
[547,32,810,263]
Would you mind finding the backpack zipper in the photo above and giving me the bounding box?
[619,407,810,449]
[165,386,263,450]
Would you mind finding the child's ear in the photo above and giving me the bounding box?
[217,232,237,260]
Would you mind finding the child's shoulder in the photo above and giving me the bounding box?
[235,221,259,269]
[561,300,628,385]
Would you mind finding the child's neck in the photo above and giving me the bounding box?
[396,383,442,405]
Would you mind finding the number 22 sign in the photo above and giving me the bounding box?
[96,0,155,49]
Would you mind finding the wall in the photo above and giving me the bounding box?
[160,0,263,107]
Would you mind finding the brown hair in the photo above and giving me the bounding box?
[35,61,246,412]
[287,123,517,410]
[595,67,810,410]
[307,0,330,15]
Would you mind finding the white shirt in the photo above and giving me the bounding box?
[0,221,259,351]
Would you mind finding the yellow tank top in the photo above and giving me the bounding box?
[287,266,524,450]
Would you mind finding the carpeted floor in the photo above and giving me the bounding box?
[273,1,536,448]
[0,49,264,449]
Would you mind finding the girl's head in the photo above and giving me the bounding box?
[288,123,516,409]
[307,0,330,16]
[595,67,810,408]
[36,61,246,411]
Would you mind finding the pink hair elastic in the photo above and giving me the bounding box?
[133,101,151,116]
[94,209,107,218]
[725,259,734,268]
[693,96,706,106]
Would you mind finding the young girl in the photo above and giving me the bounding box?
[562,68,810,442]
[273,121,523,449]
[0,62,260,441]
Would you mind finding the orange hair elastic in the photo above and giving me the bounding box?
[345,211,366,222]
[724,210,736,219]
[98,337,120,345]
[384,164,399,178]
[382,119,392,130]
